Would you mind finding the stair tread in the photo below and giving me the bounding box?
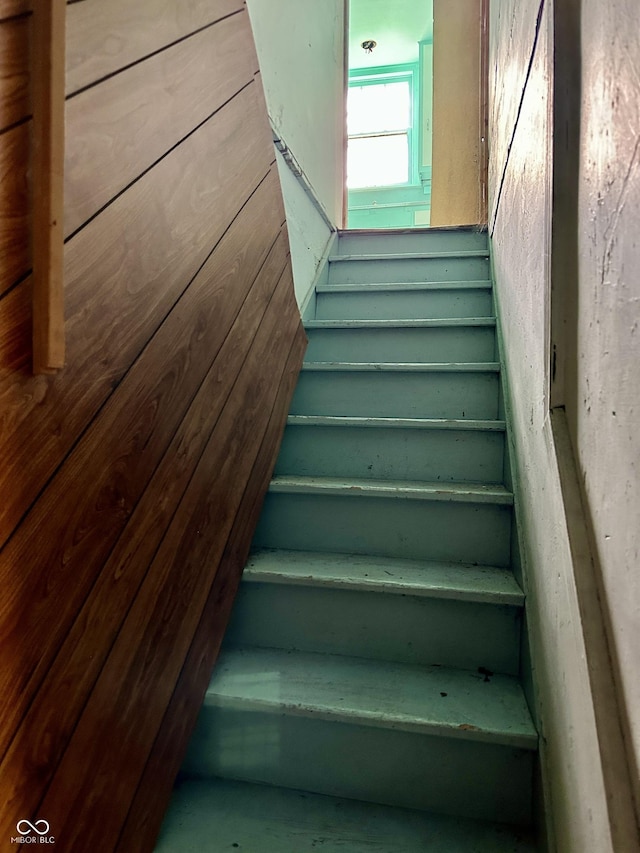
[306,317,496,329]
[245,549,524,605]
[318,280,492,292]
[329,251,489,262]
[269,475,514,505]
[157,777,537,852]
[287,415,506,431]
[302,361,500,372]
[205,647,537,749]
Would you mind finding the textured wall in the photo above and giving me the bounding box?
[572,0,640,819]
[489,1,634,850]
[0,2,305,850]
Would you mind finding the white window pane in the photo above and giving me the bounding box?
[347,134,409,188]
[348,82,410,134]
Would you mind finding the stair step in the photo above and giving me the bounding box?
[335,225,488,256]
[227,550,523,673]
[306,317,496,326]
[157,778,537,853]
[243,549,523,605]
[182,648,536,823]
[317,280,492,291]
[254,478,512,566]
[195,646,536,747]
[268,475,513,505]
[330,250,490,262]
[305,319,497,362]
[327,255,490,286]
[316,284,493,320]
[290,363,500,420]
[276,415,505,483]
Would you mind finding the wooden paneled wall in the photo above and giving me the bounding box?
[0,2,305,850]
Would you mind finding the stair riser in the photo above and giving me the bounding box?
[183,710,533,825]
[327,256,489,285]
[316,289,493,320]
[254,493,512,567]
[276,425,505,484]
[306,326,496,363]
[290,371,500,420]
[226,583,521,674]
[335,230,488,256]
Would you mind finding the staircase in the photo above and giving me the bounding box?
[156,228,538,851]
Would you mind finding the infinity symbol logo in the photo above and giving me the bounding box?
[16,820,50,836]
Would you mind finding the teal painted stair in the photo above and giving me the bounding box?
[157,227,538,851]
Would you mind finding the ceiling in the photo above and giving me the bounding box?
[349,0,433,70]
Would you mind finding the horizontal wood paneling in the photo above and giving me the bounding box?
[116,322,307,853]
[66,0,243,95]
[0,80,274,550]
[0,4,302,848]
[0,0,30,21]
[0,120,30,297]
[65,11,257,236]
[0,189,288,835]
[0,15,29,130]
[41,266,301,852]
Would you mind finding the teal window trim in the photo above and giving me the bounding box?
[417,39,433,190]
[348,63,420,188]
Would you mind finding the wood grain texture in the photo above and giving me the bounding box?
[0,274,30,376]
[0,212,289,836]
[116,322,307,853]
[0,0,30,21]
[31,0,65,371]
[0,121,30,297]
[66,0,243,95]
[0,81,275,550]
[0,3,299,846]
[0,15,30,131]
[0,162,281,769]
[40,267,301,851]
[64,10,257,236]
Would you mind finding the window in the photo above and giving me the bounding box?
[347,68,418,189]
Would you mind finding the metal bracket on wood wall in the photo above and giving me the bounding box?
[32,0,66,374]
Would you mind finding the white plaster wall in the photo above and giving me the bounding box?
[574,0,640,809]
[246,0,344,311]
[246,0,345,226]
[274,149,333,315]
[489,1,618,849]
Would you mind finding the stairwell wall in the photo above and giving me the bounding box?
[0,2,304,850]
[246,0,346,313]
[489,0,640,850]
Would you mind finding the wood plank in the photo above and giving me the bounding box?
[117,323,306,853]
[0,168,283,771]
[0,0,30,21]
[0,273,30,375]
[39,268,301,851]
[65,10,256,236]
[0,222,289,835]
[31,0,65,372]
[0,121,30,297]
[0,80,275,549]
[0,16,30,131]
[66,0,243,95]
